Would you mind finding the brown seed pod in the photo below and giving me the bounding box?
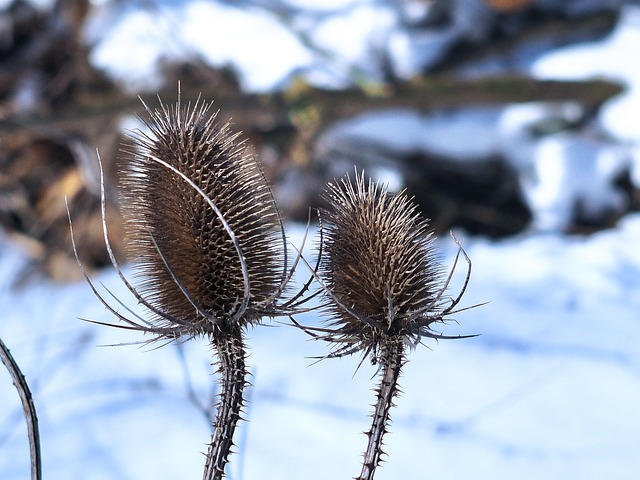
[68,91,309,480]
[315,170,473,359]
[118,96,286,338]
[305,170,477,480]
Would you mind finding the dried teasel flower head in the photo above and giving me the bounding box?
[315,169,473,362]
[119,100,285,337]
[305,169,478,480]
[69,92,299,343]
[68,91,311,480]
[116,95,287,339]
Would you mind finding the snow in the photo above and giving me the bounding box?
[308,4,397,83]
[532,5,640,143]
[3,2,640,480]
[2,217,640,479]
[87,1,316,92]
[388,26,461,79]
[86,4,184,92]
[526,134,630,231]
[320,108,505,160]
[320,100,634,231]
[180,2,315,92]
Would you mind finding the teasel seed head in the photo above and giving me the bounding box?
[68,92,302,480]
[117,95,286,338]
[68,91,313,480]
[315,169,471,362]
[309,169,477,480]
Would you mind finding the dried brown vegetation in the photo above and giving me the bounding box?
[119,97,287,338]
[69,92,311,479]
[299,170,477,479]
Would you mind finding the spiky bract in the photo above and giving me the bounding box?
[120,97,285,338]
[319,170,445,361]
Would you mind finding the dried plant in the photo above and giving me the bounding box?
[69,91,312,479]
[0,337,41,480]
[297,170,478,480]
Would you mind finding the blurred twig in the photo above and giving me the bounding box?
[174,342,214,425]
[0,337,41,480]
[0,75,623,134]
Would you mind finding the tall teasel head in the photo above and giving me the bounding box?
[69,92,306,479]
[70,94,296,342]
[309,170,476,480]
[117,96,287,338]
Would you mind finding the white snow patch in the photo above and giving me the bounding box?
[3,218,640,479]
[525,134,630,231]
[532,5,640,142]
[180,1,314,92]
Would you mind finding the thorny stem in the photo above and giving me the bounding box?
[0,337,42,480]
[358,340,404,480]
[203,330,248,480]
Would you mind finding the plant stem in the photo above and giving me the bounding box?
[358,340,404,480]
[0,337,41,480]
[203,330,247,480]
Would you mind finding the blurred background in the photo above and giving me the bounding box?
[1,1,640,479]
[1,0,638,283]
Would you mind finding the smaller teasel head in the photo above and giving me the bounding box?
[304,170,477,480]
[315,169,473,362]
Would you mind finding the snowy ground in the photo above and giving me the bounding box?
[2,218,640,480]
[2,1,640,479]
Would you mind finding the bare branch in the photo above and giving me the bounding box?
[0,337,41,480]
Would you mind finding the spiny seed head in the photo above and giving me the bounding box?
[312,170,474,480]
[119,96,285,337]
[318,170,455,361]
